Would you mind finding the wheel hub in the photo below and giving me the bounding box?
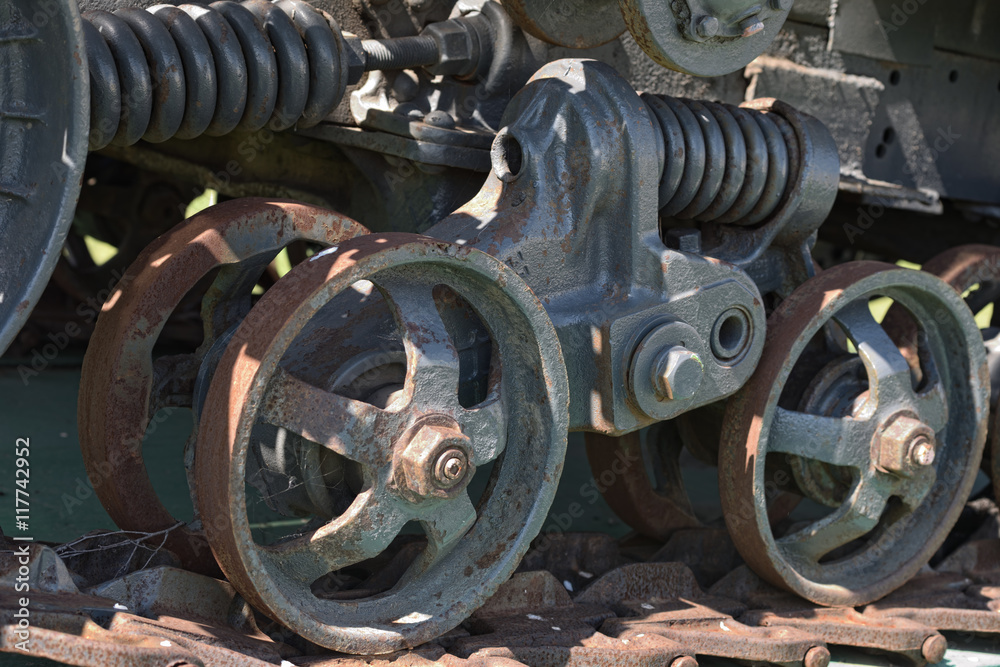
[394,418,475,502]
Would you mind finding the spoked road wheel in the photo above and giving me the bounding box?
[78,199,367,572]
[720,261,989,606]
[918,244,1000,499]
[584,422,702,541]
[195,233,568,653]
[0,0,88,353]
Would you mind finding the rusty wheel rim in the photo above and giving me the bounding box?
[195,233,568,653]
[719,261,988,606]
[78,198,368,572]
[920,244,1000,500]
[585,422,701,541]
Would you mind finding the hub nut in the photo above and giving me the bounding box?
[395,422,475,502]
[874,414,936,475]
[653,346,704,401]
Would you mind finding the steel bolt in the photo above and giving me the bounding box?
[396,423,474,501]
[653,346,704,401]
[435,448,468,486]
[695,15,719,39]
[424,110,457,129]
[740,16,765,36]
[804,646,831,667]
[921,634,947,664]
[909,436,936,467]
[875,414,936,475]
[670,656,698,667]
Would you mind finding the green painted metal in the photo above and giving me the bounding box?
[618,0,792,76]
[194,235,569,654]
[720,263,991,606]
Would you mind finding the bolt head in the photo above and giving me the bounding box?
[909,437,936,467]
[424,110,456,129]
[740,17,765,37]
[695,15,720,38]
[424,21,475,77]
[435,449,468,485]
[653,346,704,401]
[396,422,474,501]
[804,646,830,667]
[875,414,936,475]
[922,635,947,663]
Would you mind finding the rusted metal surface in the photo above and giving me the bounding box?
[77,198,369,573]
[580,563,830,667]
[194,233,569,654]
[918,244,1000,501]
[718,261,990,606]
[711,566,948,665]
[584,427,700,542]
[864,571,1000,635]
[455,570,689,666]
[7,532,1000,666]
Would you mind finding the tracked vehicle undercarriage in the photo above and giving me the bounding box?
[2,0,1000,664]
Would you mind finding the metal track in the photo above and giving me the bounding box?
[2,527,1000,666]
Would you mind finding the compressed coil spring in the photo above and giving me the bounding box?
[83,0,350,150]
[643,94,798,226]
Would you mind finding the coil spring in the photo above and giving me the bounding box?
[83,0,350,151]
[642,94,798,226]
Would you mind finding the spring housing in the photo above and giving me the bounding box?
[83,0,353,150]
[643,94,799,226]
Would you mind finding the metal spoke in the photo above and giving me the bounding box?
[393,493,479,589]
[768,407,873,469]
[422,493,478,558]
[913,381,949,433]
[259,489,409,582]
[260,366,399,467]
[778,473,890,563]
[833,303,914,412]
[457,396,507,465]
[375,275,462,412]
[895,465,937,510]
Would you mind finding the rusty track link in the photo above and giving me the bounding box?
[5,530,1000,667]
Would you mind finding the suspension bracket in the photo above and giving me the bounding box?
[429,59,837,434]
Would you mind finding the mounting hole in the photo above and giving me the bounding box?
[882,127,895,145]
[889,70,901,86]
[491,128,524,183]
[875,144,887,159]
[711,308,751,361]
[949,70,959,83]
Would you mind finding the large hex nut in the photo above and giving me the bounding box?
[653,346,704,401]
[424,21,476,78]
[628,319,707,420]
[394,421,475,502]
[874,414,936,475]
